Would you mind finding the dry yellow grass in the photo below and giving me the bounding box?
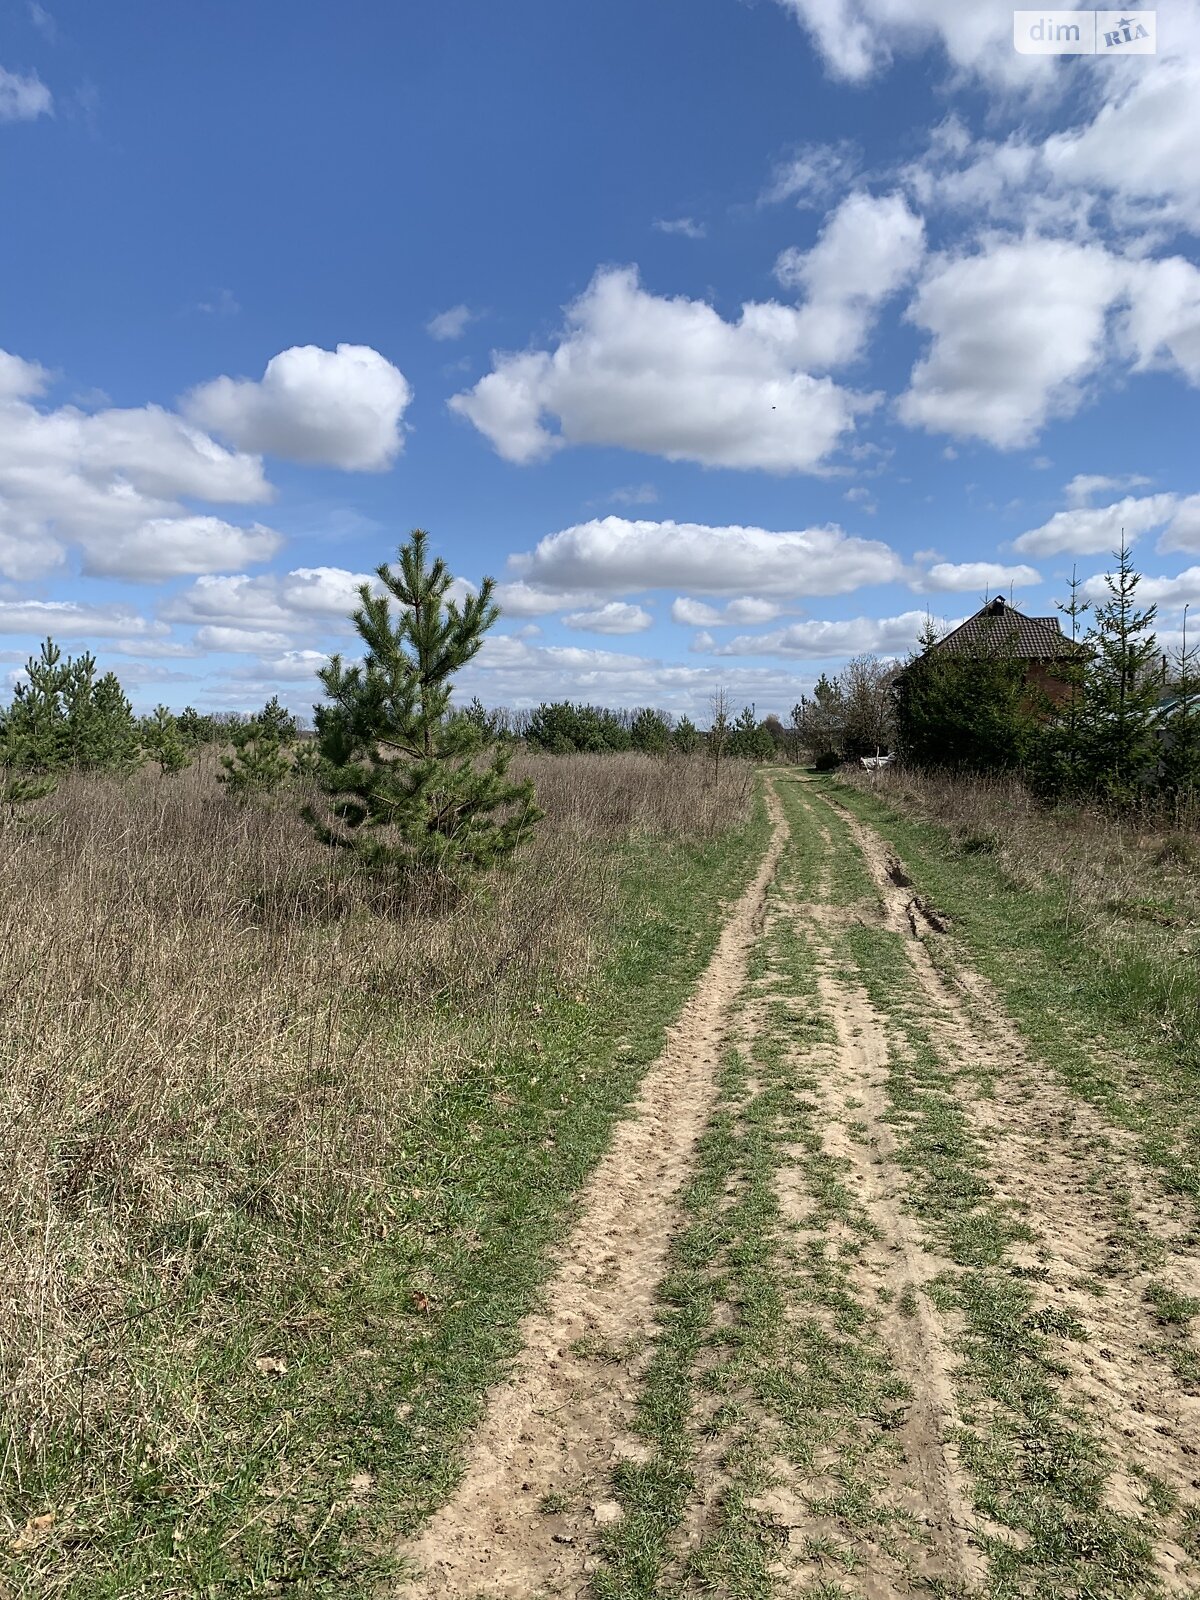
[842,765,1200,1075]
[847,765,1200,929]
[0,750,752,1565]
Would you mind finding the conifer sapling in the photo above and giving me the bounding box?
[306,529,541,883]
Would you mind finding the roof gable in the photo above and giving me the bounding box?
[929,597,1079,660]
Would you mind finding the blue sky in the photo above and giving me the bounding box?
[2,0,1198,718]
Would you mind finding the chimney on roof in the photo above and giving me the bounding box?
[986,596,1007,615]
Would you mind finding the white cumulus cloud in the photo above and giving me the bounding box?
[82,517,283,581]
[0,64,52,122]
[0,348,277,581]
[900,238,1128,448]
[705,610,939,659]
[162,566,380,635]
[916,560,1042,593]
[561,601,654,635]
[184,344,412,470]
[510,516,903,597]
[672,595,784,626]
[0,600,167,638]
[1015,493,1180,555]
[1080,565,1200,611]
[774,191,925,368]
[450,267,876,474]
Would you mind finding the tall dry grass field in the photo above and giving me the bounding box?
[0,750,752,1586]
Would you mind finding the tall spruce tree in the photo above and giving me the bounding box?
[1080,537,1162,806]
[306,529,541,883]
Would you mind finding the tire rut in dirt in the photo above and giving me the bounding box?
[394,788,790,1598]
[818,787,1200,1591]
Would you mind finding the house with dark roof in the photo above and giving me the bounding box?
[911,596,1086,707]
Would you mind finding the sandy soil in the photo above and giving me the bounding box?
[398,786,789,1597]
[396,776,1200,1598]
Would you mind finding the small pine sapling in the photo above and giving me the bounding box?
[306,528,542,886]
[290,736,323,782]
[219,720,291,798]
[141,706,192,775]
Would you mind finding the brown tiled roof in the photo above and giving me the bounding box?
[930,598,1081,660]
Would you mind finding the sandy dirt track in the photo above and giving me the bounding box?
[397,775,1200,1599]
[399,785,789,1597]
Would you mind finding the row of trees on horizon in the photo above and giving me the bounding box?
[3,532,1198,849]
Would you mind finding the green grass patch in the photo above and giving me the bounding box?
[826,777,1200,1215]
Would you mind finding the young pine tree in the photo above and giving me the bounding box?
[805,672,847,768]
[1033,566,1091,801]
[630,707,672,755]
[673,715,700,755]
[5,640,145,774]
[220,719,291,798]
[141,706,192,775]
[306,529,541,884]
[257,695,299,746]
[5,638,71,771]
[177,706,220,747]
[1080,537,1163,807]
[90,672,143,773]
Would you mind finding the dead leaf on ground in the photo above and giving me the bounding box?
[10,1512,55,1553]
[411,1290,432,1314]
[254,1355,288,1376]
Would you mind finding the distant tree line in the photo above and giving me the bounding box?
[476,697,785,762]
[894,540,1200,812]
[0,637,311,815]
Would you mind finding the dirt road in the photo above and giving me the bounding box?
[397,775,1200,1599]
